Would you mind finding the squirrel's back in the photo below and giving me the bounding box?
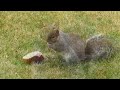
[54,30,86,62]
[67,33,86,60]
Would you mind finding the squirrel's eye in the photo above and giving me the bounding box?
[51,36,55,38]
[53,27,55,30]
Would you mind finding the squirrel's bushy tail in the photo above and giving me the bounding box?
[85,34,113,60]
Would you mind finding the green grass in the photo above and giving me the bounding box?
[0,11,120,79]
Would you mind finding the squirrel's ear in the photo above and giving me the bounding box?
[52,22,59,30]
[55,30,59,36]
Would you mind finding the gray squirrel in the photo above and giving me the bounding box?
[46,23,113,64]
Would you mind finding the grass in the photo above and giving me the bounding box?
[0,11,120,79]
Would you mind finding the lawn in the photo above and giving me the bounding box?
[0,11,120,79]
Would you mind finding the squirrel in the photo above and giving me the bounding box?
[46,23,113,64]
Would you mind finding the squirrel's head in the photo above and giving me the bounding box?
[46,22,65,52]
[47,29,59,44]
[47,22,60,44]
